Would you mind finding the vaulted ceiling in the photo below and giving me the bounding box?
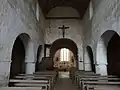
[38,0,91,19]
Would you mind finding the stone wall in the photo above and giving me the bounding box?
[45,19,84,70]
[83,0,120,75]
[45,7,84,70]
[0,0,45,77]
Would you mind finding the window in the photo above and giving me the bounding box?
[60,48,70,61]
[89,1,93,20]
[36,2,40,21]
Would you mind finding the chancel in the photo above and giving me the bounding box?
[0,0,120,90]
[53,48,75,71]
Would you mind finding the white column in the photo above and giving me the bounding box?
[25,62,35,74]
[25,41,35,74]
[96,39,108,76]
[84,49,92,71]
[0,61,11,75]
[95,64,107,76]
[0,60,11,86]
[78,61,84,70]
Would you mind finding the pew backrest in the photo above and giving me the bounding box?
[0,87,42,90]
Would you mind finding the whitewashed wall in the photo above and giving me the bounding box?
[0,0,45,77]
[45,7,84,70]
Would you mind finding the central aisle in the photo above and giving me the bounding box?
[54,78,76,90]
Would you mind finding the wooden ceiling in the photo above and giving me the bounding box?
[38,0,91,19]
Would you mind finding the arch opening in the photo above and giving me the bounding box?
[50,38,78,70]
[107,33,120,76]
[10,36,25,79]
[96,30,120,76]
[53,48,76,71]
[35,45,42,72]
[10,33,32,79]
[86,46,95,72]
[37,38,78,72]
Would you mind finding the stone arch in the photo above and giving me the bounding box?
[84,46,95,72]
[50,38,78,68]
[10,35,25,78]
[47,6,80,17]
[10,33,35,77]
[96,30,120,75]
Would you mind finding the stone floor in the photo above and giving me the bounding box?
[58,71,70,78]
[54,78,76,90]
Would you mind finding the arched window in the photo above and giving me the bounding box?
[36,2,40,21]
[60,48,70,61]
[89,1,93,20]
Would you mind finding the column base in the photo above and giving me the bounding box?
[78,62,84,70]
[95,64,108,76]
[25,62,35,74]
[84,63,92,71]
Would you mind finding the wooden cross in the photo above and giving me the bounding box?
[58,25,69,38]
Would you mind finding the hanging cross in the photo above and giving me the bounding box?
[58,25,69,38]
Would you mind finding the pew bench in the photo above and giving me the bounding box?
[77,75,118,86]
[9,79,50,90]
[76,75,119,90]
[34,71,58,82]
[16,74,56,88]
[85,85,120,90]
[81,81,120,90]
[0,87,42,90]
[75,74,100,86]
[15,75,54,89]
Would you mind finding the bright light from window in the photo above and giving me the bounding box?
[89,1,93,20]
[60,48,70,61]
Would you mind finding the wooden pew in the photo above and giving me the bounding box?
[0,87,42,90]
[75,73,100,86]
[34,71,58,76]
[14,71,58,90]
[9,79,49,90]
[19,71,58,83]
[71,70,120,90]
[34,71,58,85]
[14,75,53,90]
[81,81,120,90]
[74,72,118,90]
[85,85,120,90]
[17,73,56,88]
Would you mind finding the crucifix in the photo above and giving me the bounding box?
[58,25,69,38]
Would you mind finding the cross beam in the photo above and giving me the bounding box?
[58,25,69,38]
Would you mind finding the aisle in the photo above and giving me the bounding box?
[54,78,76,90]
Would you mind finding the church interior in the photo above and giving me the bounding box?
[0,0,120,90]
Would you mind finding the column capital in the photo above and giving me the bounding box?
[0,60,12,63]
[95,63,108,65]
[25,60,36,63]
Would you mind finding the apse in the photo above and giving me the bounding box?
[53,48,76,71]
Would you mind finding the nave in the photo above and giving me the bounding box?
[1,69,120,90]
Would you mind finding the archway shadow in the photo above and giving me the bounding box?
[10,33,31,79]
[86,46,95,73]
[97,30,120,76]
